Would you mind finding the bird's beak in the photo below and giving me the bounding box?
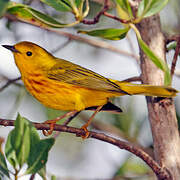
[2,45,19,53]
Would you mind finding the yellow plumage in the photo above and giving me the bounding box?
[3,41,178,112]
[2,41,178,137]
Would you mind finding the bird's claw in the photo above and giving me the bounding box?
[42,120,56,136]
[80,125,90,139]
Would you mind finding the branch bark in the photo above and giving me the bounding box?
[136,14,180,179]
[0,119,171,179]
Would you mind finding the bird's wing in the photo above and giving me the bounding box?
[47,59,128,94]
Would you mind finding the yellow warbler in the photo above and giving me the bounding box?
[2,41,178,137]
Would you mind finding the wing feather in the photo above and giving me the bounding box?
[47,59,128,94]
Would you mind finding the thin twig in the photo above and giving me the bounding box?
[50,38,72,54]
[103,12,130,24]
[5,14,139,61]
[29,174,36,180]
[165,34,179,44]
[0,119,171,180]
[79,113,154,157]
[47,29,139,60]
[82,0,109,24]
[170,67,180,77]
[0,77,21,92]
[171,36,180,77]
[82,0,131,24]
[122,76,141,82]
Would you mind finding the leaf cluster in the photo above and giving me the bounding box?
[0,114,54,179]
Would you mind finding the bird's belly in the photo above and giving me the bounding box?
[23,77,111,111]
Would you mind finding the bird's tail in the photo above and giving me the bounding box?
[114,81,178,97]
[86,102,122,113]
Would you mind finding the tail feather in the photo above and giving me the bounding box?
[114,81,178,97]
[85,102,122,113]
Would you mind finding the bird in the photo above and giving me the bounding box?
[2,41,178,138]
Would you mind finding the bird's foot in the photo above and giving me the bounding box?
[43,120,57,136]
[80,124,90,139]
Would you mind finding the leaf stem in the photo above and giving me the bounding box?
[82,0,89,18]
[129,23,141,39]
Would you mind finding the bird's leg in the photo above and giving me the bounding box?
[43,110,78,136]
[81,105,103,139]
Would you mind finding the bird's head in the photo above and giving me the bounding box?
[2,41,55,75]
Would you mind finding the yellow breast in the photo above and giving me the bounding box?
[22,72,113,111]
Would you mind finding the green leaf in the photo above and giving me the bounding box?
[75,0,82,8]
[167,42,177,51]
[38,166,47,180]
[13,114,27,150]
[0,0,9,17]
[26,138,55,174]
[78,28,129,40]
[16,126,30,167]
[5,130,19,169]
[0,151,9,178]
[29,125,46,177]
[137,0,169,18]
[138,37,171,85]
[12,114,31,167]
[29,124,40,145]
[115,0,133,19]
[40,0,72,12]
[5,114,32,169]
[7,2,68,28]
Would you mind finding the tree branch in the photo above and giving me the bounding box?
[0,77,21,92]
[103,12,130,24]
[122,76,141,82]
[135,11,180,179]
[4,14,139,61]
[79,113,154,157]
[81,0,130,24]
[171,36,180,77]
[0,118,171,179]
[165,34,180,44]
[53,111,80,138]
[81,0,109,24]
[50,38,72,54]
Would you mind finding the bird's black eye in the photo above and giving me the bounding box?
[26,51,32,56]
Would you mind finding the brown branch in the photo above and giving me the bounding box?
[4,14,139,61]
[0,77,21,92]
[171,36,180,77]
[79,113,154,157]
[165,34,180,44]
[79,113,137,142]
[82,0,131,24]
[103,12,131,24]
[42,28,139,60]
[50,38,72,54]
[135,10,180,179]
[81,0,109,25]
[29,174,36,180]
[122,76,141,82]
[0,119,171,179]
[53,111,80,138]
